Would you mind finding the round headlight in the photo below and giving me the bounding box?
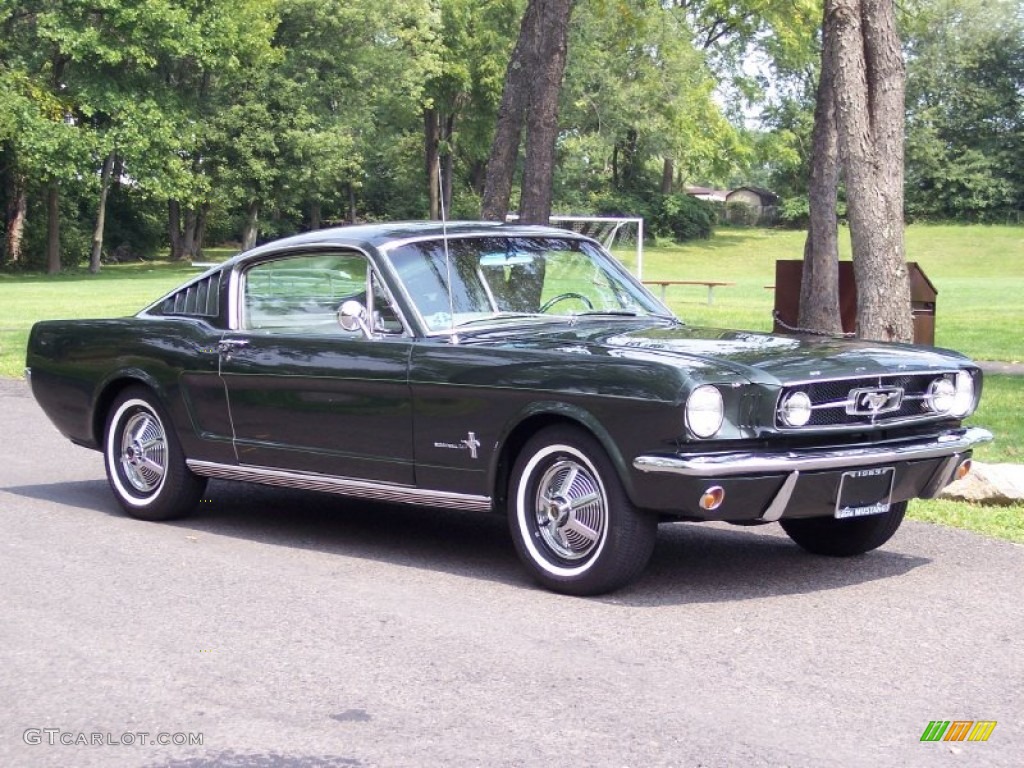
[952,370,975,417]
[926,377,956,414]
[779,391,812,427]
[686,385,724,438]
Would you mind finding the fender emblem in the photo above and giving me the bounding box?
[433,431,482,460]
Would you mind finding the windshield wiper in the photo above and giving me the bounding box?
[455,312,544,328]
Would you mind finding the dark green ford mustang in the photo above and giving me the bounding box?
[26,222,992,595]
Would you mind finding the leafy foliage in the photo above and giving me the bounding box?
[653,194,717,242]
[4,0,1019,271]
[903,0,1024,221]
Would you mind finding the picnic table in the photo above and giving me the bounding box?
[642,279,736,305]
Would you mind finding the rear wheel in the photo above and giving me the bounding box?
[104,387,205,521]
[780,501,907,556]
[508,425,656,596]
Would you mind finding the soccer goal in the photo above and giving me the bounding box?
[548,216,645,278]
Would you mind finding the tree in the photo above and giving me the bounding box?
[559,1,747,203]
[798,7,842,333]
[481,0,574,224]
[903,0,1024,220]
[831,0,912,342]
[800,0,912,342]
[422,0,520,219]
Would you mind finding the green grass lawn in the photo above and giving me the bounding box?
[909,498,1024,544]
[0,261,202,378]
[613,223,1024,361]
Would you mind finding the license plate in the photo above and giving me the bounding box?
[835,467,895,519]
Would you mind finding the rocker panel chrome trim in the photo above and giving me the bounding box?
[186,460,492,512]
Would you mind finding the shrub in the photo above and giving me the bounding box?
[777,196,809,229]
[652,193,716,242]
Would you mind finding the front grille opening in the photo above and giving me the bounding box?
[776,372,958,430]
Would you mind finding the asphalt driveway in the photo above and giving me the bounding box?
[0,378,1020,767]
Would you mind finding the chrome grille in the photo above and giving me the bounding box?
[775,372,959,429]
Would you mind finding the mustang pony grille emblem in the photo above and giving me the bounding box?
[846,387,904,416]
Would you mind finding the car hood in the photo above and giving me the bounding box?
[461,319,973,384]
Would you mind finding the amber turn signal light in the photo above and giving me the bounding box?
[955,459,973,481]
[699,486,725,511]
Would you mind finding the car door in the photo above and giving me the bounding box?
[218,249,415,484]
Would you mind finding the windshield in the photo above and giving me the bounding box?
[384,235,668,333]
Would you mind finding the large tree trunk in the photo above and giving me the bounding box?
[480,0,542,221]
[46,182,61,274]
[799,8,843,334]
[829,0,912,342]
[660,158,675,195]
[183,208,197,259]
[519,0,574,224]
[424,108,441,219]
[4,168,27,265]
[241,200,259,251]
[194,205,208,258]
[310,200,321,230]
[614,129,640,192]
[168,200,185,260]
[90,151,116,274]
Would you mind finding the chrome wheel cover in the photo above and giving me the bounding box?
[119,410,167,494]
[533,458,606,561]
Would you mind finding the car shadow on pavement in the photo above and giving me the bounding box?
[2,478,116,514]
[3,477,931,605]
[619,522,931,606]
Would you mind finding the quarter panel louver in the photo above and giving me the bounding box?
[161,273,221,318]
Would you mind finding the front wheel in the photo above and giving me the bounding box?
[779,501,907,557]
[508,426,656,596]
[104,386,206,521]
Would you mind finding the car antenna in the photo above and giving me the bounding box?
[439,158,459,344]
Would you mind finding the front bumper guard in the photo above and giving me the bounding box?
[633,427,993,522]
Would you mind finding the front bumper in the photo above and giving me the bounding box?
[631,427,993,522]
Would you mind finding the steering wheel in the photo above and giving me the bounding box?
[539,292,594,313]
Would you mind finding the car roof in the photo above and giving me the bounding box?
[223,221,588,268]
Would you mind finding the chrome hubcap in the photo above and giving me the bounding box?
[534,459,605,561]
[119,411,167,494]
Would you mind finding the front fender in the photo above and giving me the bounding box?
[490,399,638,506]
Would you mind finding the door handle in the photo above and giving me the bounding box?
[218,338,249,353]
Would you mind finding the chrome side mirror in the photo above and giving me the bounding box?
[338,300,372,338]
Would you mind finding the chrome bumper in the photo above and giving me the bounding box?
[633,427,993,478]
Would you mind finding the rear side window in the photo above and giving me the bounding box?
[157,273,221,318]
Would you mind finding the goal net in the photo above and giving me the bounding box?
[549,216,645,278]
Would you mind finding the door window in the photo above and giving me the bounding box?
[242,252,402,335]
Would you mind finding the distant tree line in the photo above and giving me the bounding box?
[1,0,1020,273]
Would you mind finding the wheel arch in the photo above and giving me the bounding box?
[91,370,169,447]
[489,403,635,512]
